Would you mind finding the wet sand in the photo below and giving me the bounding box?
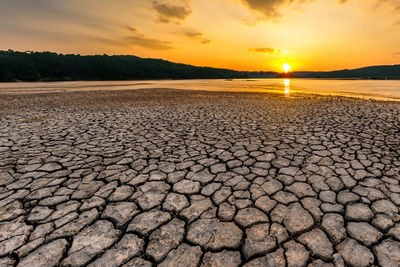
[0,88,400,266]
[2,79,400,101]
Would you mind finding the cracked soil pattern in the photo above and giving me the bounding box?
[0,88,400,267]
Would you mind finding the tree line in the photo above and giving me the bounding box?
[0,50,247,82]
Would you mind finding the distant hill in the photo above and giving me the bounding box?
[0,50,399,81]
[0,50,247,82]
[291,65,400,79]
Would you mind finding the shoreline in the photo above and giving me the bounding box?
[1,79,400,102]
[2,77,400,83]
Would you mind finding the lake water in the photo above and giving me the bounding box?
[1,79,400,101]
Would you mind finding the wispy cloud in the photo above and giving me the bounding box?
[0,0,126,32]
[126,35,173,50]
[342,0,400,13]
[183,29,203,38]
[87,29,175,50]
[152,0,192,23]
[248,47,287,55]
[182,29,211,44]
[127,26,138,33]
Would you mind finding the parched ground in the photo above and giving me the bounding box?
[0,88,400,267]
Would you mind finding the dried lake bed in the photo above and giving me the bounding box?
[0,88,400,266]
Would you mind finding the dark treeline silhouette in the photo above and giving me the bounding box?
[0,50,247,82]
[291,65,400,79]
[1,50,399,82]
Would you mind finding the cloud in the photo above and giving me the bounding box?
[248,47,287,55]
[388,1,400,13]
[394,51,400,55]
[1,22,127,47]
[126,35,174,50]
[240,0,314,19]
[249,47,275,53]
[127,26,138,32]
[152,0,192,23]
[341,0,400,12]
[182,29,211,44]
[0,0,126,31]
[241,0,285,19]
[121,26,174,50]
[183,29,203,38]
[243,17,266,27]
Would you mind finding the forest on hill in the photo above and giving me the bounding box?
[292,65,400,79]
[0,50,247,82]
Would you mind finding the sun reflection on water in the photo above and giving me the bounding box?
[284,79,290,97]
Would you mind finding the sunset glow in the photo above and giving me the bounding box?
[282,63,291,73]
[284,79,290,96]
[1,0,400,71]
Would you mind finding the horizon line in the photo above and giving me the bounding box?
[1,49,399,74]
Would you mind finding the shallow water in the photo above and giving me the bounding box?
[1,79,400,101]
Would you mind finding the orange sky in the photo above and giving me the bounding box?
[1,0,400,71]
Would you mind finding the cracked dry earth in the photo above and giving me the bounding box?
[1,88,400,267]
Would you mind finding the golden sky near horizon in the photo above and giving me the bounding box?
[0,0,400,71]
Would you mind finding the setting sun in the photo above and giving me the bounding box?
[282,63,291,73]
